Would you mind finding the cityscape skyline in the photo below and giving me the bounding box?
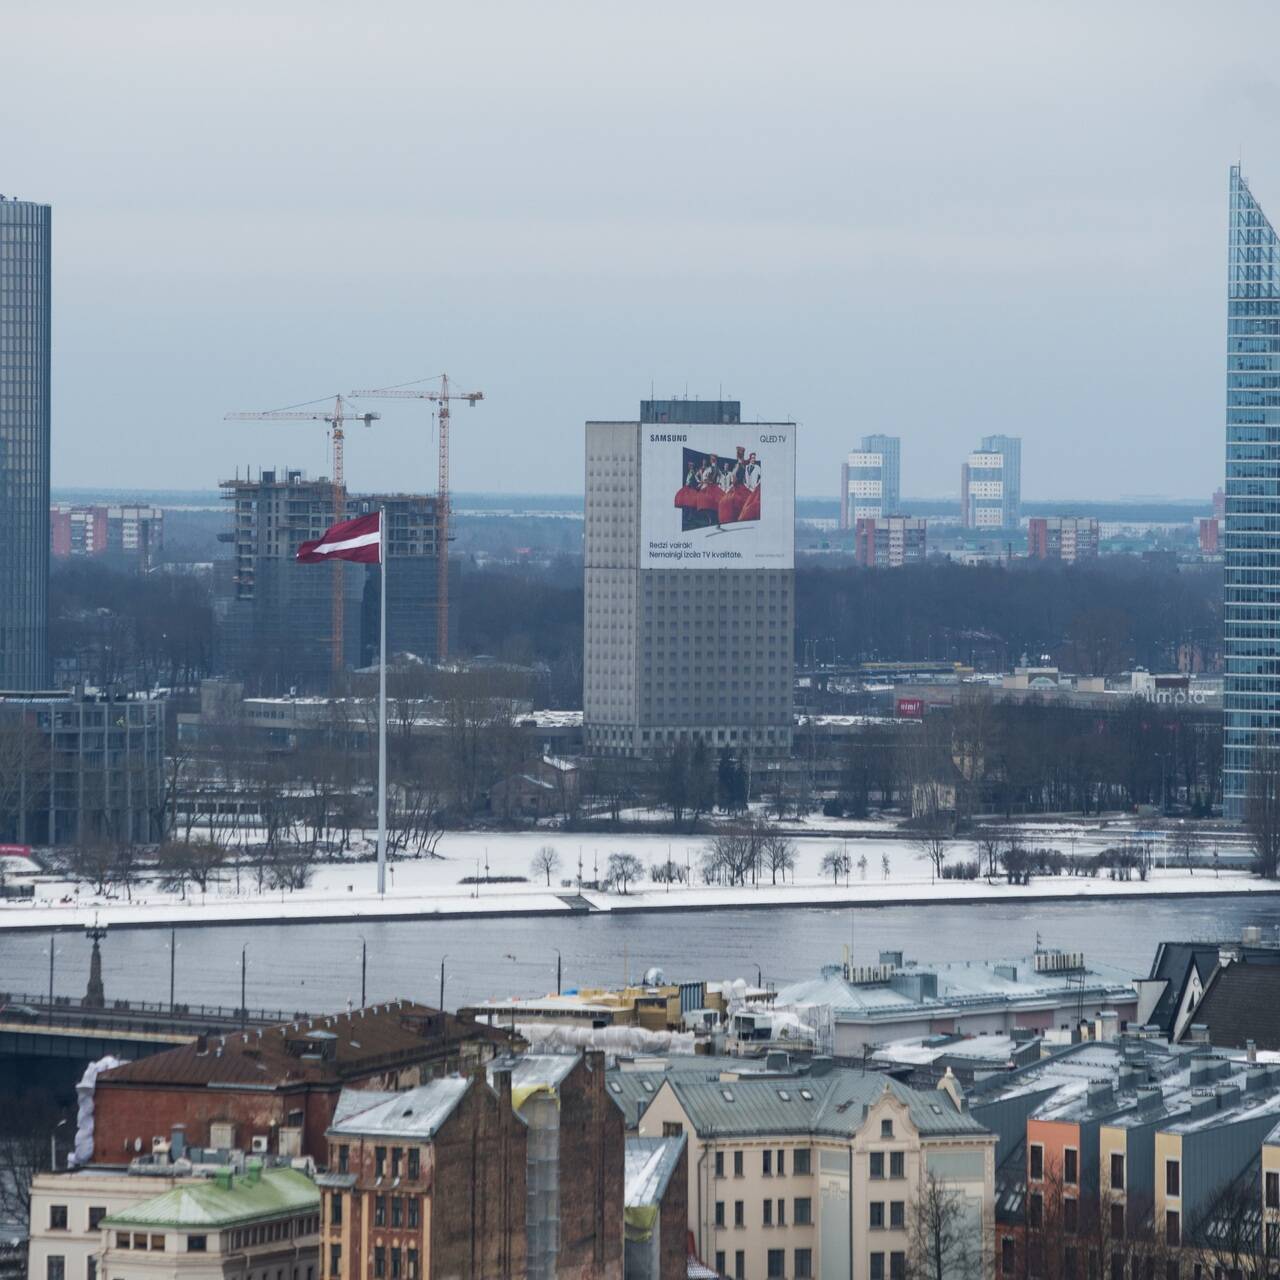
[8,2,1278,500]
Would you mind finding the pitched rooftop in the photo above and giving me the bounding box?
[327,1077,472,1140]
[102,1167,317,1229]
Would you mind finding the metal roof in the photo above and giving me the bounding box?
[667,1070,988,1140]
[625,1136,685,1207]
[327,1078,471,1140]
[102,1168,317,1230]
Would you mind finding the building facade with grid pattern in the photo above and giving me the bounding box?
[0,196,51,690]
[1224,165,1280,817]
[584,402,795,758]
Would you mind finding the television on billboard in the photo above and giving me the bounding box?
[640,424,795,569]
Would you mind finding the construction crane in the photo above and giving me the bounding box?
[350,375,483,661]
[224,395,379,676]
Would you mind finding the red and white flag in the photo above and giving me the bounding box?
[296,511,382,564]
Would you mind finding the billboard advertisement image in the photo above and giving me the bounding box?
[640,424,795,568]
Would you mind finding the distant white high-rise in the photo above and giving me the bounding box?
[960,434,1021,529]
[840,434,901,530]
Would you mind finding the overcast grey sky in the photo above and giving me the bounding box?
[8,1,1280,499]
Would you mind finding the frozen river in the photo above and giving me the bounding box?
[1,894,1276,1013]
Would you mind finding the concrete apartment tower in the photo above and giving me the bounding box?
[1224,165,1280,817]
[584,400,795,757]
[840,433,901,530]
[960,434,1021,529]
[0,195,51,689]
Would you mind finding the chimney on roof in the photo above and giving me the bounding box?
[196,1034,208,1054]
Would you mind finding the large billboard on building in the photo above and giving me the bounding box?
[640,424,795,569]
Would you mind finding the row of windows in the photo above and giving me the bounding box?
[714,1148,812,1178]
[714,1247,815,1279]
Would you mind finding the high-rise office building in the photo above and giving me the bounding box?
[584,400,795,756]
[1224,165,1280,817]
[0,195,52,690]
[960,434,1021,529]
[841,434,901,530]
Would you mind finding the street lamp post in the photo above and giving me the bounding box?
[240,945,248,1031]
[360,937,367,1007]
[554,949,562,997]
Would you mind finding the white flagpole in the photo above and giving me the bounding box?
[377,508,387,897]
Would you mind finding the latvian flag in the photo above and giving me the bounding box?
[296,511,382,564]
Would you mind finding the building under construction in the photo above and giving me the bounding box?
[215,469,451,692]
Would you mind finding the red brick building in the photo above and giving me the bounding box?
[321,1070,526,1280]
[92,1001,514,1165]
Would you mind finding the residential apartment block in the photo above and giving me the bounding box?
[1026,516,1099,563]
[841,435,901,531]
[854,516,927,568]
[638,1067,994,1280]
[960,435,1021,529]
[50,504,164,571]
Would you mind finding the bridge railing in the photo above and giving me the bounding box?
[0,991,311,1033]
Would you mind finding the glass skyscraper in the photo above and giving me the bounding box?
[1224,166,1280,817]
[0,196,51,690]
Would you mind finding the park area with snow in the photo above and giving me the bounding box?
[0,819,1273,932]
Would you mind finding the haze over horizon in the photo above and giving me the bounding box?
[8,0,1279,500]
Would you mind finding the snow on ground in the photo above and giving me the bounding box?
[0,826,1275,932]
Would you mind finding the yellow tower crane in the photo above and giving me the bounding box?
[225,395,379,677]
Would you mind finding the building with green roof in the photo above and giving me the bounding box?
[99,1166,319,1280]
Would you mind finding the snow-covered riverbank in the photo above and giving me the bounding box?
[0,827,1271,932]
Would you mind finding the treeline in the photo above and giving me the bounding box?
[50,561,215,689]
[797,558,1222,673]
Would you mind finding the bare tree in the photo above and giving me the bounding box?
[606,852,643,894]
[1246,733,1280,879]
[820,847,850,885]
[0,1088,71,1227]
[701,825,763,887]
[530,844,562,886]
[906,1169,981,1280]
[911,795,952,880]
[761,830,797,885]
[155,840,225,898]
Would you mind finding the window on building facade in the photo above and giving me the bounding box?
[1001,1237,1015,1272]
[734,1250,744,1280]
[767,1249,784,1278]
[870,1151,884,1179]
[1029,1145,1044,1179]
[187,1236,207,1253]
[794,1248,813,1279]
[889,1151,904,1179]
[408,1200,419,1229]
[870,1254,885,1280]
[407,1249,418,1280]
[407,1149,419,1180]
[375,1196,386,1227]
[86,1258,96,1280]
[88,1208,106,1232]
[734,1201,744,1228]
[338,1146,349,1174]
[391,1198,402,1228]
[1268,1170,1280,1210]
[890,1202,904,1230]
[329,1245,341,1278]
[793,1149,811,1176]
[1165,1210,1180,1247]
[763,1150,772,1177]
[49,1206,67,1231]
[715,1252,725,1276]
[890,1252,906,1280]
[794,1197,812,1226]
[714,1202,724,1228]
[715,1152,724,1178]
[1064,1198,1077,1234]
[375,1147,387,1178]
[870,1202,885,1229]
[1110,1203,1124,1239]
[734,1151,744,1177]
[1111,1153,1125,1192]
[1166,1161,1180,1197]
[46,1258,64,1280]
[374,1246,385,1278]
[1064,1148,1078,1185]
[763,1200,772,1227]
[330,1195,342,1228]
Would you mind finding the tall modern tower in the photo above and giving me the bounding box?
[961,434,1021,528]
[0,196,51,690]
[842,434,901,529]
[1224,166,1280,818]
[584,399,795,756]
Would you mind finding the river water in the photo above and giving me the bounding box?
[2,895,1278,1013]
